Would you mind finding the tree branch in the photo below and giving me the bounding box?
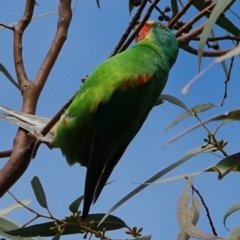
[34,0,72,93]
[118,0,162,54]
[0,0,36,199]
[175,1,216,38]
[168,0,195,29]
[0,0,73,198]
[0,22,15,31]
[110,0,149,57]
[180,43,230,57]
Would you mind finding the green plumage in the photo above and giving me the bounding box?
[0,20,178,219]
[50,21,179,219]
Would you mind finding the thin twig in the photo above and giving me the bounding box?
[221,56,235,106]
[193,112,228,157]
[148,0,164,15]
[0,150,12,158]
[118,0,162,54]
[41,92,77,136]
[0,22,15,31]
[8,191,59,221]
[191,186,218,236]
[193,35,240,42]
[168,0,195,29]
[31,91,79,158]
[176,1,216,37]
[180,43,230,57]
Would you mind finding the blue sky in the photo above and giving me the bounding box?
[1,0,240,239]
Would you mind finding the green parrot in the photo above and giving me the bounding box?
[0,20,179,219]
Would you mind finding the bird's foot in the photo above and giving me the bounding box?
[28,131,51,158]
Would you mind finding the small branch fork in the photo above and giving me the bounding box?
[8,191,141,240]
[0,0,72,198]
[167,0,237,57]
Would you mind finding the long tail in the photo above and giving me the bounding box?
[0,105,54,141]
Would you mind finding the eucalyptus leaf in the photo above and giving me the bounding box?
[205,152,240,179]
[198,0,235,69]
[224,202,240,230]
[99,154,198,226]
[31,176,48,209]
[0,199,31,216]
[69,196,84,214]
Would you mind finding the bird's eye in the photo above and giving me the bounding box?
[157,23,164,28]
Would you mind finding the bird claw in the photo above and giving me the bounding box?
[28,131,51,158]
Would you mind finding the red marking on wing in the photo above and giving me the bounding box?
[124,79,131,88]
[145,73,152,82]
[136,23,151,42]
[135,74,152,85]
[136,75,143,84]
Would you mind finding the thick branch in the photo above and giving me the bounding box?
[34,0,72,94]
[0,0,36,198]
[13,0,34,88]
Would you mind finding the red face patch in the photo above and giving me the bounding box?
[135,23,151,42]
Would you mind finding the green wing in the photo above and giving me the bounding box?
[82,71,165,218]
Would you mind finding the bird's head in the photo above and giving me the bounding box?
[135,20,179,66]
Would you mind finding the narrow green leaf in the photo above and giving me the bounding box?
[210,29,228,78]
[198,0,234,69]
[163,108,240,148]
[6,214,126,237]
[193,1,240,36]
[0,63,19,90]
[171,0,178,18]
[143,171,202,185]
[177,0,184,8]
[99,154,197,226]
[31,176,48,209]
[129,1,134,14]
[69,196,84,214]
[96,0,100,8]
[205,152,240,179]
[156,94,188,110]
[0,216,34,240]
[227,226,240,240]
[224,202,240,230]
[165,103,219,131]
[0,199,31,216]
